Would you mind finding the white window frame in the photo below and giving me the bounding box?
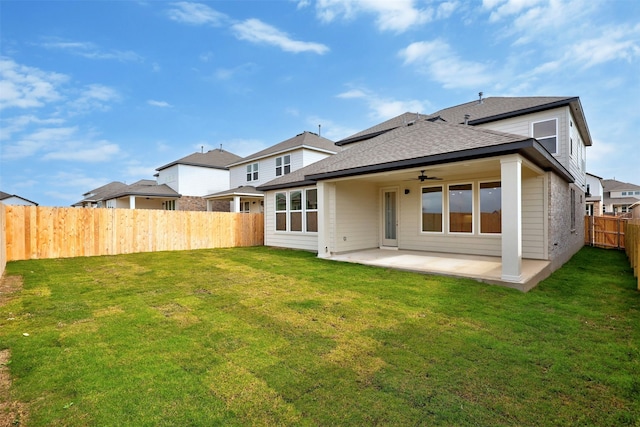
[305,188,318,233]
[246,163,259,182]
[478,180,502,235]
[275,192,287,231]
[448,182,474,234]
[532,118,558,154]
[274,188,318,234]
[275,154,291,177]
[420,185,444,233]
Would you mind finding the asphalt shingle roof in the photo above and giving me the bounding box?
[258,119,570,190]
[206,185,263,198]
[156,149,242,171]
[602,179,640,192]
[230,131,339,165]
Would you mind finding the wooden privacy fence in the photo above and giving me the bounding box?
[625,219,640,290]
[584,215,626,249]
[3,205,263,262]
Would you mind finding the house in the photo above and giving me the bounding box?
[585,173,604,216]
[204,131,339,212]
[73,181,128,208]
[601,179,640,216]
[0,191,38,206]
[257,96,592,290]
[74,180,180,210]
[155,148,243,211]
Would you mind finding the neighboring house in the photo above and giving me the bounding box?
[0,191,38,206]
[204,131,339,212]
[257,96,592,287]
[73,181,128,208]
[74,180,180,210]
[155,148,243,211]
[585,173,604,216]
[601,179,640,216]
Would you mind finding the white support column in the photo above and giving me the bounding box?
[129,195,136,209]
[317,181,332,258]
[233,196,241,213]
[501,156,523,282]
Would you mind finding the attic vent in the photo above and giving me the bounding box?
[478,91,484,104]
[407,120,415,126]
[464,114,471,125]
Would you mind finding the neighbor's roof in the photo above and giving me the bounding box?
[73,181,128,206]
[0,191,39,205]
[156,149,242,171]
[602,179,640,192]
[228,131,339,166]
[205,185,263,199]
[107,179,180,199]
[258,119,573,191]
[336,96,592,147]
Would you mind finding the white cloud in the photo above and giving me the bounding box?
[398,39,493,89]
[148,100,171,108]
[232,19,329,54]
[315,0,454,32]
[0,57,67,110]
[2,126,77,159]
[40,39,143,62]
[166,2,228,26]
[336,86,427,121]
[219,138,267,157]
[43,141,120,162]
[0,115,65,140]
[336,89,367,99]
[68,84,120,113]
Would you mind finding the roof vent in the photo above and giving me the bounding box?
[478,91,484,104]
[464,114,471,125]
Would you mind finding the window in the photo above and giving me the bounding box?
[622,192,627,196]
[421,186,443,232]
[533,119,557,154]
[275,189,318,233]
[275,193,287,231]
[449,184,473,233]
[306,189,318,232]
[480,182,501,233]
[246,163,259,182]
[164,200,176,210]
[276,155,291,176]
[241,201,250,213]
[290,191,302,232]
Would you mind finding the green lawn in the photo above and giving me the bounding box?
[1,246,639,426]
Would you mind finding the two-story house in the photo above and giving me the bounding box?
[155,148,243,211]
[204,131,339,212]
[602,179,640,216]
[257,96,592,290]
[585,173,604,216]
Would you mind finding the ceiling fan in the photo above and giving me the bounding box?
[414,170,442,181]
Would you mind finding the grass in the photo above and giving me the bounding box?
[0,246,639,426]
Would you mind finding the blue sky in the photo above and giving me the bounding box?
[1,0,639,207]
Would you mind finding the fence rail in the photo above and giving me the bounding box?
[2,205,263,264]
[584,215,626,249]
[625,219,640,290]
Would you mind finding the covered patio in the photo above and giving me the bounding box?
[328,248,552,292]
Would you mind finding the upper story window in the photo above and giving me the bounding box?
[246,163,259,182]
[532,119,557,154]
[276,155,291,176]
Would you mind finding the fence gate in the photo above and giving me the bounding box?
[585,215,626,249]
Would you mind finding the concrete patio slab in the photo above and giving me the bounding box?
[328,249,552,292]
